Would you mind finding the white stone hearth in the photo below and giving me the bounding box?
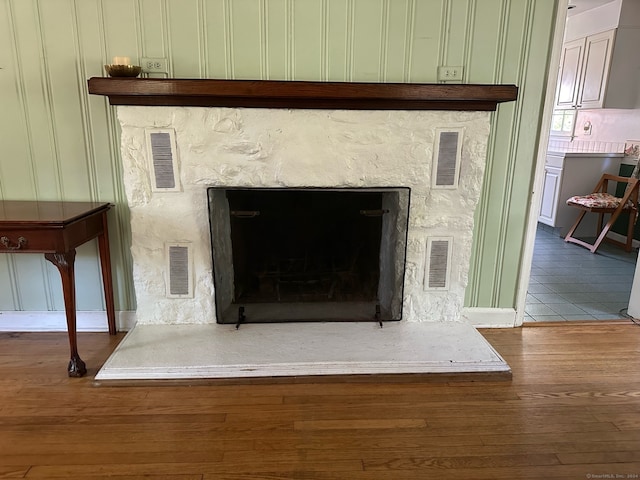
[96,322,509,380]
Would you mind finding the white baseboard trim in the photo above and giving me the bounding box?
[0,311,136,332]
[462,307,517,328]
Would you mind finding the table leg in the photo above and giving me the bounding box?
[98,212,116,335]
[45,250,87,377]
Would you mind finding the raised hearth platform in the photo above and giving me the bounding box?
[95,322,510,381]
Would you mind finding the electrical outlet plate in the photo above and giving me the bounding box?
[141,57,168,73]
[437,66,464,82]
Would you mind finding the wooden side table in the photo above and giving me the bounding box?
[0,201,116,377]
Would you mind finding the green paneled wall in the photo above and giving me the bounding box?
[0,0,558,314]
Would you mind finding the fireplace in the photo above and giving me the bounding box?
[209,187,409,324]
[89,79,517,379]
[113,103,490,326]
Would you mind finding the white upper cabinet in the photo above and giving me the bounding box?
[578,29,615,109]
[555,28,635,110]
[555,0,640,110]
[555,38,585,109]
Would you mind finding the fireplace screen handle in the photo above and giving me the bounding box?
[231,210,261,218]
[360,209,389,217]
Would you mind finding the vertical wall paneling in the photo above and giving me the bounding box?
[139,0,167,77]
[466,0,502,83]
[37,0,90,199]
[3,0,55,311]
[384,0,410,82]
[37,0,104,309]
[402,0,415,81]
[167,1,202,77]
[467,1,512,305]
[103,0,141,310]
[68,242,104,311]
[444,0,470,70]
[325,0,348,81]
[222,0,233,77]
[292,0,323,80]
[0,1,35,200]
[286,0,293,79]
[134,0,144,66]
[350,0,384,82]
[43,257,61,311]
[9,1,58,200]
[96,0,137,311]
[34,0,65,200]
[466,0,555,308]
[379,0,389,82]
[497,0,557,307]
[229,0,261,79]
[263,0,285,79]
[78,0,119,201]
[198,0,207,77]
[70,0,98,203]
[409,0,443,81]
[438,0,450,68]
[345,0,355,81]
[163,0,173,76]
[462,0,476,77]
[0,256,18,309]
[258,0,267,79]
[203,0,226,78]
[101,0,140,74]
[490,0,532,306]
[13,256,50,311]
[464,0,508,306]
[321,0,328,80]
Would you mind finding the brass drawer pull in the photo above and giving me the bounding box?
[1,236,27,250]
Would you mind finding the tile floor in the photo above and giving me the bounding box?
[525,224,638,322]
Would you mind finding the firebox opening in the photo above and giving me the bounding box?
[208,187,410,324]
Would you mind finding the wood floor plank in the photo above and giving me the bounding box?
[361,452,562,470]
[0,466,30,479]
[24,459,364,477]
[293,419,427,430]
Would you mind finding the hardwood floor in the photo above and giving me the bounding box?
[0,323,639,479]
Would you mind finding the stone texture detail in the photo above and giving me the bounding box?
[117,106,491,324]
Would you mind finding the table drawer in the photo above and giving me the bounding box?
[0,228,65,252]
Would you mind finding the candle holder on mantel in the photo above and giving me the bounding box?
[104,56,141,77]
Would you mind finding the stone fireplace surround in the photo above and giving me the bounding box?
[89,79,516,380]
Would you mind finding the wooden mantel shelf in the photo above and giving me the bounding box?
[88,77,518,111]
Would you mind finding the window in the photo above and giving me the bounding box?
[550,110,575,136]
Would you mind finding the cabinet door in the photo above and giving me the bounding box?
[578,29,615,109]
[539,166,563,226]
[555,38,584,109]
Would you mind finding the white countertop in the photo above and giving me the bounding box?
[547,151,624,158]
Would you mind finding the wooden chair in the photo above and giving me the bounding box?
[564,173,639,253]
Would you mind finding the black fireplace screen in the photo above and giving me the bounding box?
[208,188,409,325]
